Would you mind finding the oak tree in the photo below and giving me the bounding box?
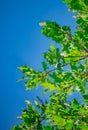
[12,0,88,129]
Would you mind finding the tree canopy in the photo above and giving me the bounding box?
[12,0,88,129]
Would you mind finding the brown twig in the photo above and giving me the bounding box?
[45,56,86,76]
[62,55,88,58]
[69,34,88,53]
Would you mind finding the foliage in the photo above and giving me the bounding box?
[12,0,88,129]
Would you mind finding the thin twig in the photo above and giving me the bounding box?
[45,56,86,76]
[69,34,88,53]
[62,55,88,58]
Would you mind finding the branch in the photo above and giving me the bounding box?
[69,34,88,53]
[62,54,88,58]
[45,56,86,76]
[58,26,88,53]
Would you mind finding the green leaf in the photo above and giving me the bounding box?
[42,61,48,71]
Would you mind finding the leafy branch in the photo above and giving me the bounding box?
[12,0,88,129]
[45,56,86,76]
[68,33,88,53]
[60,26,88,53]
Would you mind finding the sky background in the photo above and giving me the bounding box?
[0,0,83,129]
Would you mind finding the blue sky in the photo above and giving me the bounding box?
[0,0,82,129]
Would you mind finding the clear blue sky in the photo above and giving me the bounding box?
[0,0,82,129]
